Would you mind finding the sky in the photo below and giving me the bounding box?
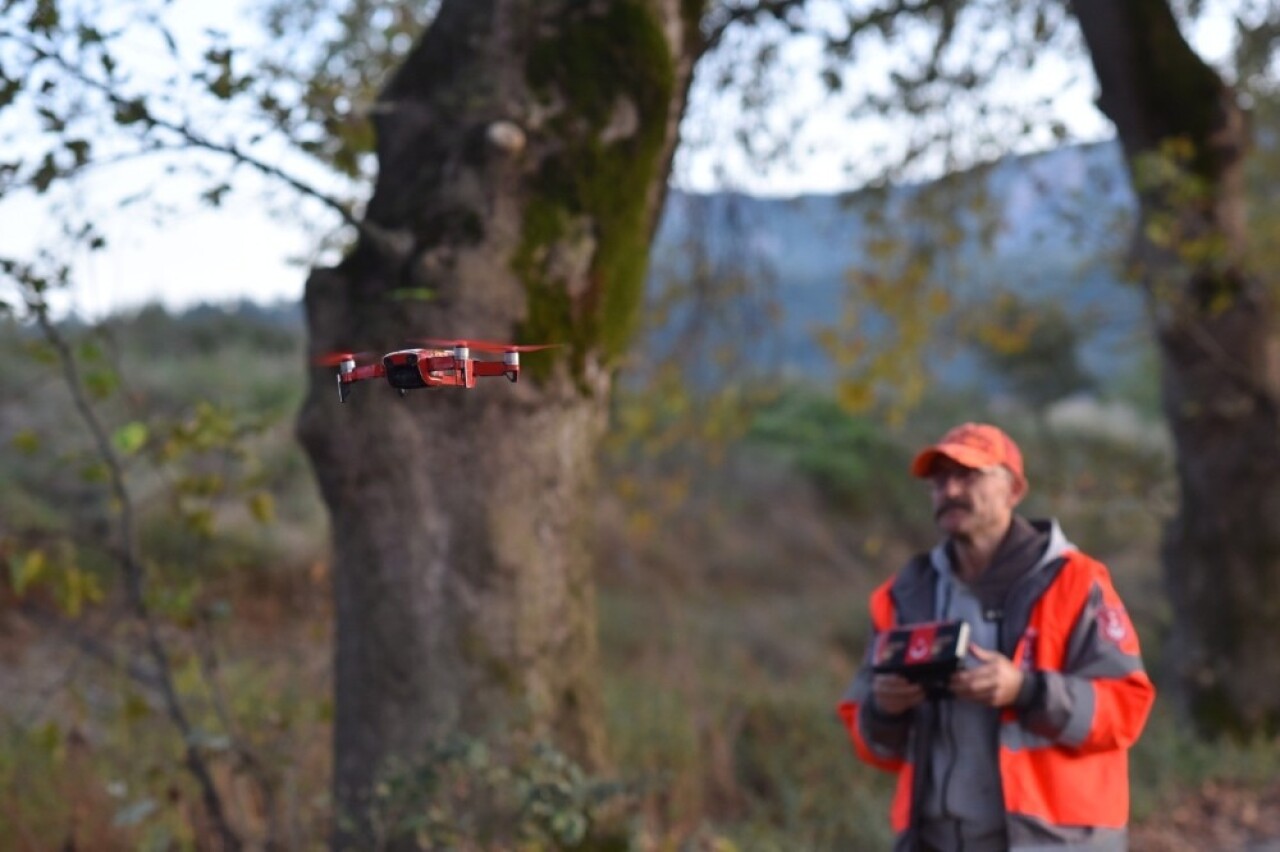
[0,0,1244,321]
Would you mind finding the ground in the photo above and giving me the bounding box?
[1131,780,1280,851]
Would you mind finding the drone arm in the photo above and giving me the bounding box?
[344,363,386,383]
[332,362,388,402]
[472,361,514,377]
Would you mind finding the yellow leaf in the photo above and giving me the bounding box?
[837,379,875,413]
[11,550,47,595]
[926,288,952,315]
[248,492,275,524]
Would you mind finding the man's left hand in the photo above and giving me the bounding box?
[950,643,1023,707]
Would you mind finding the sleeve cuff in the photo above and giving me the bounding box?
[1013,670,1043,711]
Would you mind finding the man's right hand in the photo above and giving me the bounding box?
[871,673,926,716]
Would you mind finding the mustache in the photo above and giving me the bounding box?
[935,499,972,519]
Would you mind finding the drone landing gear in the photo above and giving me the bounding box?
[337,376,350,403]
[399,389,407,398]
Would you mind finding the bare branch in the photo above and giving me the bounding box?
[9,32,412,261]
[704,0,810,54]
[825,0,955,55]
[23,285,244,851]
[17,603,162,723]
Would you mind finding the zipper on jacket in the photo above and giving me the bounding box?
[937,580,959,836]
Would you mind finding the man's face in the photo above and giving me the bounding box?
[927,457,1025,542]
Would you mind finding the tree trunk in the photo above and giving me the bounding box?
[1074,0,1280,737]
[294,0,705,844]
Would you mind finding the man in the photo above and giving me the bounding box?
[838,422,1155,851]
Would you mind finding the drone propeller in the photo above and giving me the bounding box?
[312,350,379,367]
[412,337,560,353]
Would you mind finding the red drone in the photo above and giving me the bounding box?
[313,338,558,402]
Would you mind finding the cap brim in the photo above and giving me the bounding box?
[909,445,996,478]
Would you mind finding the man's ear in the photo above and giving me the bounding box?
[1009,474,1029,506]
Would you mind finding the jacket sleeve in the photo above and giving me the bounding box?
[837,581,913,771]
[1016,558,1155,754]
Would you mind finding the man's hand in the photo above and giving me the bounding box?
[950,643,1024,707]
[871,673,926,716]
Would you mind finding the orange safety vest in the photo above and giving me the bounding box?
[838,549,1155,838]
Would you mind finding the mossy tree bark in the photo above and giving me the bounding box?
[1075,0,1280,737]
[294,0,705,844]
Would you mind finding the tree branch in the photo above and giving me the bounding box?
[703,0,810,54]
[824,0,954,55]
[17,603,163,722]
[13,33,414,263]
[23,284,244,851]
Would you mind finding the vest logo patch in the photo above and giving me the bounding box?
[1097,603,1131,644]
[1017,627,1038,672]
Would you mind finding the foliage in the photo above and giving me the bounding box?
[744,386,929,535]
[967,292,1095,411]
[0,295,324,848]
[360,737,634,851]
[688,0,1088,191]
[0,0,359,294]
[255,0,439,181]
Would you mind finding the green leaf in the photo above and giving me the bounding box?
[28,0,60,34]
[37,105,66,132]
[76,24,104,45]
[112,421,148,456]
[31,152,59,193]
[66,138,90,167]
[34,720,61,758]
[84,367,119,399]
[59,565,92,617]
[80,461,109,483]
[23,340,57,365]
[209,73,233,100]
[0,72,20,110]
[183,507,215,538]
[11,428,40,455]
[179,473,223,497]
[113,98,149,126]
[122,690,152,722]
[77,338,104,363]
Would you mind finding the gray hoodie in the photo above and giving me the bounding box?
[918,516,1064,850]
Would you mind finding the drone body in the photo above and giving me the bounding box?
[315,339,555,402]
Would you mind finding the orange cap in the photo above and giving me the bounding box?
[910,422,1025,484]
